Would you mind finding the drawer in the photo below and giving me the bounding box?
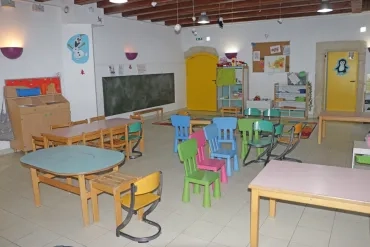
[290,110,305,118]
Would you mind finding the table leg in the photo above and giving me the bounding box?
[125,125,130,159]
[78,175,90,226]
[140,129,145,152]
[250,189,260,247]
[323,120,326,138]
[269,199,276,217]
[90,182,100,223]
[30,168,41,207]
[352,151,356,169]
[113,191,122,227]
[113,166,119,172]
[318,116,322,144]
[137,208,144,221]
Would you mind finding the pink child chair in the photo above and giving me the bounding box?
[189,130,228,183]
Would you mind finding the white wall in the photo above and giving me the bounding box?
[93,17,186,118]
[181,12,370,103]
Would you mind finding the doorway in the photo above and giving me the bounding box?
[186,52,218,111]
[326,51,358,112]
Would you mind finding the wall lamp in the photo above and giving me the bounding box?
[125,52,138,60]
[225,52,237,59]
[0,47,23,59]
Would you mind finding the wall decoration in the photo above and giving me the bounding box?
[251,41,290,73]
[137,64,146,75]
[264,55,286,73]
[66,34,89,64]
[118,64,124,75]
[334,58,349,76]
[81,69,85,75]
[270,45,281,54]
[253,51,260,61]
[109,65,116,76]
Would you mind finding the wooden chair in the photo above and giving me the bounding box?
[43,133,83,146]
[31,135,48,151]
[71,119,88,126]
[82,129,104,148]
[90,116,106,123]
[104,126,127,151]
[50,123,71,130]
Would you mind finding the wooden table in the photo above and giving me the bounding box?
[248,160,370,247]
[20,145,125,226]
[43,118,140,158]
[189,119,211,134]
[318,111,370,144]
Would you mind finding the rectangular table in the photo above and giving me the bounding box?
[318,111,370,144]
[43,118,141,158]
[248,160,370,247]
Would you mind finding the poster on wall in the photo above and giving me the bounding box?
[66,34,89,64]
[137,64,147,75]
[264,55,286,73]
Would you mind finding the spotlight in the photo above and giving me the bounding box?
[218,17,224,29]
[277,18,283,24]
[151,1,157,7]
[192,28,197,36]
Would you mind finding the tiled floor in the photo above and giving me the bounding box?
[0,119,369,247]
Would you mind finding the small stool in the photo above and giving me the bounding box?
[220,107,241,117]
[90,171,141,226]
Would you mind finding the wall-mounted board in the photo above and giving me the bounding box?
[252,41,290,73]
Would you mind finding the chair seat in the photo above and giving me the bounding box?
[277,136,299,145]
[121,193,160,211]
[198,158,225,171]
[187,170,219,184]
[212,148,237,158]
[104,139,126,148]
[249,137,273,147]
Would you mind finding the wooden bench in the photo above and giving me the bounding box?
[134,107,163,120]
[220,106,241,117]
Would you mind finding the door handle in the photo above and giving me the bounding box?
[350,80,356,82]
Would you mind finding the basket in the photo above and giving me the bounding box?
[355,155,370,165]
[295,96,306,102]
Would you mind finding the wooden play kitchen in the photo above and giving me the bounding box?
[249,160,370,247]
[4,85,71,152]
[318,111,370,144]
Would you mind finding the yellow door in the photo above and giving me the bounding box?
[326,51,358,112]
[186,53,217,111]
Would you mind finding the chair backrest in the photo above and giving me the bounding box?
[253,120,275,133]
[244,108,261,117]
[134,171,162,195]
[170,115,191,138]
[189,130,207,163]
[71,119,88,126]
[130,114,144,123]
[294,123,303,135]
[82,129,104,148]
[90,116,105,123]
[109,126,126,137]
[50,123,71,130]
[263,109,281,118]
[213,117,237,141]
[203,124,220,153]
[274,124,284,136]
[43,133,82,145]
[31,135,47,151]
[128,122,142,133]
[177,138,199,176]
[237,118,259,142]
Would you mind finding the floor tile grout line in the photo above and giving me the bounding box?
[286,205,305,247]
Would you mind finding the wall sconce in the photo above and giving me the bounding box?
[125,52,138,60]
[0,47,23,59]
[368,47,370,53]
[225,52,237,59]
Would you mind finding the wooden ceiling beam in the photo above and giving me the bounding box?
[97,0,173,9]
[148,0,348,22]
[138,0,315,21]
[351,0,363,12]
[180,9,350,27]
[165,1,351,25]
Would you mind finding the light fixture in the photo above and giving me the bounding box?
[360,26,367,32]
[198,12,210,24]
[317,0,333,13]
[125,52,138,60]
[151,1,157,7]
[348,51,355,60]
[0,47,23,59]
[174,0,181,33]
[108,0,127,4]
[225,52,237,59]
[206,37,211,42]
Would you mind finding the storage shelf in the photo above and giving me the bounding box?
[274,83,309,119]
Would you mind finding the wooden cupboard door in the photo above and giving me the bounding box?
[21,113,47,151]
[45,109,71,128]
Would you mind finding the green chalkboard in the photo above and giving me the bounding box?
[102,73,175,116]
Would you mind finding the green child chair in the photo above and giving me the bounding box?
[177,138,221,208]
[238,118,260,159]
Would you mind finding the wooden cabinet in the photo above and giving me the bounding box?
[6,90,71,152]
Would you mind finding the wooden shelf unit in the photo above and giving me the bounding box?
[5,87,71,152]
[216,66,249,114]
[273,83,310,119]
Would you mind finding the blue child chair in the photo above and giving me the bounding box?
[212,117,238,150]
[170,115,191,153]
[204,124,239,177]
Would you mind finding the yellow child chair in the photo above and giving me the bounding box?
[116,171,162,243]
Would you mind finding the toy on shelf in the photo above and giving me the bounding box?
[253,95,261,101]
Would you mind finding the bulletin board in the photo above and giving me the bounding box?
[5,77,61,94]
[252,41,290,73]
